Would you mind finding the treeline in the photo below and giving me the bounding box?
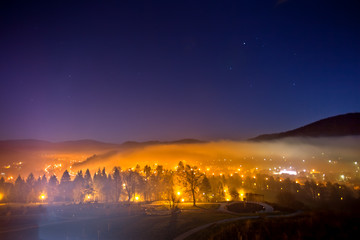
[0,161,358,209]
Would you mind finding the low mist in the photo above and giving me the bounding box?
[72,137,360,174]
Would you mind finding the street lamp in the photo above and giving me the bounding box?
[39,193,46,203]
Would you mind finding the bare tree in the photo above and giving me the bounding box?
[182,165,203,206]
[163,171,179,211]
[122,169,141,202]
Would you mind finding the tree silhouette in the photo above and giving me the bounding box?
[26,173,37,202]
[73,170,85,202]
[163,171,179,211]
[112,167,122,202]
[47,175,59,202]
[122,169,141,202]
[200,175,212,202]
[60,170,72,201]
[0,166,358,209]
[182,165,203,206]
[13,175,26,202]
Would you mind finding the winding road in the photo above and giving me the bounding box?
[174,202,299,240]
[218,201,274,214]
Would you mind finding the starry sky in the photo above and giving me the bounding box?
[0,0,359,143]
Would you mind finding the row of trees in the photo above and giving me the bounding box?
[0,162,207,206]
[0,161,358,209]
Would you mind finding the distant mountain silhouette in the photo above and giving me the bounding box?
[0,138,206,173]
[0,139,120,152]
[251,113,360,141]
[0,138,205,153]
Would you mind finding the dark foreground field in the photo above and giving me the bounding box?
[1,202,360,240]
[188,211,360,240]
[0,203,232,240]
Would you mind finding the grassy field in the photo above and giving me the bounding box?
[0,202,234,240]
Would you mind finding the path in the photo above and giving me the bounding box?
[218,201,274,214]
[173,215,259,240]
[174,202,298,240]
[247,201,274,213]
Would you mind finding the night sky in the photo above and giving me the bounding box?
[0,0,359,142]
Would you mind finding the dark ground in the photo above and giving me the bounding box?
[0,203,232,240]
[187,210,360,240]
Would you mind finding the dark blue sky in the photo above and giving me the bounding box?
[0,0,359,142]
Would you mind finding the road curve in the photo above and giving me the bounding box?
[174,202,298,240]
[218,201,274,214]
[173,215,259,240]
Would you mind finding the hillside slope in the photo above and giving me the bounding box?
[251,113,360,141]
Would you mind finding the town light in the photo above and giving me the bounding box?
[39,193,46,201]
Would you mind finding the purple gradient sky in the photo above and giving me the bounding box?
[0,0,359,143]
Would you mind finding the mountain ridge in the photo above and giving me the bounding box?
[251,112,360,141]
[0,138,206,152]
[1,113,360,145]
